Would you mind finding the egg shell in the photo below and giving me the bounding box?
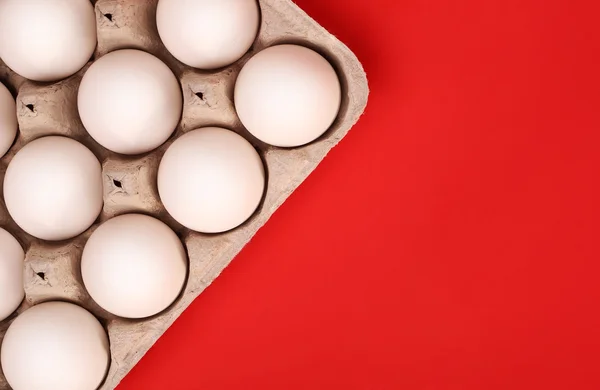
[0,83,17,159]
[77,49,183,155]
[0,0,368,388]
[0,228,24,322]
[81,214,188,319]
[156,0,260,69]
[0,0,96,82]
[235,44,342,147]
[158,127,266,233]
[0,301,110,390]
[3,136,103,241]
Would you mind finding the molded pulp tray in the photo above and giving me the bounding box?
[0,0,368,388]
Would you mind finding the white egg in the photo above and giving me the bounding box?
[3,136,103,241]
[0,228,24,322]
[0,301,109,390]
[0,83,17,159]
[234,44,342,147]
[158,127,265,233]
[156,0,260,69]
[78,49,182,155]
[81,214,187,319]
[0,0,96,82]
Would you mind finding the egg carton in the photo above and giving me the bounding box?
[0,0,368,388]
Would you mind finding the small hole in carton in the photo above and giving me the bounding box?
[113,179,122,188]
[104,13,113,22]
[36,272,46,281]
[25,104,35,112]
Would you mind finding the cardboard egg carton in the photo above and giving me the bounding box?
[0,0,368,388]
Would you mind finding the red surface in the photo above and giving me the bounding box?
[119,0,600,389]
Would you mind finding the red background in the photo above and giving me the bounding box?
[120,0,600,388]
